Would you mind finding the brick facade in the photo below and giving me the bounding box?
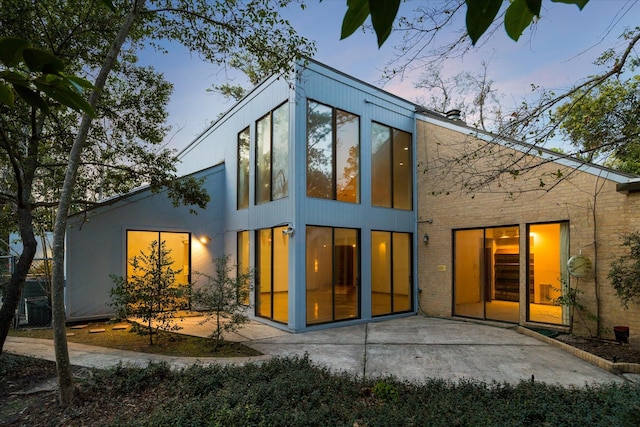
[416,116,640,347]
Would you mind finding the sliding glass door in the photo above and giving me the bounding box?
[453,227,520,323]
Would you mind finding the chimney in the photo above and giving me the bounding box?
[445,109,463,121]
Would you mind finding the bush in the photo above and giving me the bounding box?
[191,255,253,351]
[608,231,640,308]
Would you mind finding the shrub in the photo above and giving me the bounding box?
[608,231,640,308]
[191,255,253,351]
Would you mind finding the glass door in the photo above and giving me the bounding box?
[454,227,520,323]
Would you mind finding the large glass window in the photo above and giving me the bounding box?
[256,226,289,323]
[528,223,569,325]
[126,230,191,307]
[237,127,250,210]
[371,123,412,210]
[371,231,412,316]
[237,231,250,305]
[306,226,360,325]
[256,103,289,204]
[307,101,360,203]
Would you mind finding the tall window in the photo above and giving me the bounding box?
[237,231,250,305]
[307,100,360,203]
[371,123,412,209]
[371,231,412,316]
[256,102,289,204]
[237,127,250,210]
[256,226,289,323]
[306,226,360,325]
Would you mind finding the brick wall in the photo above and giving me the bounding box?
[416,118,640,345]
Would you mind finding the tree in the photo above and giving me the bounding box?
[0,36,96,360]
[339,0,639,181]
[110,240,188,346]
[209,52,273,101]
[192,255,253,352]
[341,0,590,47]
[553,76,640,174]
[1,0,314,405]
[415,61,503,132]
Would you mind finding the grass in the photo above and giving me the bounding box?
[8,319,261,358]
[2,353,640,426]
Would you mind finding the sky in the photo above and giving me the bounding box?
[140,0,640,153]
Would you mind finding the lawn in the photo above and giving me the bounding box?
[8,319,260,357]
[1,353,639,426]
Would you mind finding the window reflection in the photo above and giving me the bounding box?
[256,103,289,205]
[372,123,412,210]
[307,101,360,203]
[237,128,250,210]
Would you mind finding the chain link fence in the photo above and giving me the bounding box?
[0,255,52,328]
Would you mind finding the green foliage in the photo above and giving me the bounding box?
[96,361,173,393]
[80,356,640,426]
[553,276,599,337]
[166,176,211,214]
[0,37,95,115]
[341,0,589,46]
[608,231,640,308]
[192,255,253,351]
[373,380,399,402]
[110,240,189,345]
[554,76,640,173]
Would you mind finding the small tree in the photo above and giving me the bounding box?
[192,255,253,352]
[110,240,188,345]
[608,231,640,308]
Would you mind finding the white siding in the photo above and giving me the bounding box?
[65,166,225,321]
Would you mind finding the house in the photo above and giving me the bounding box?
[415,113,640,344]
[66,59,640,341]
[66,60,417,331]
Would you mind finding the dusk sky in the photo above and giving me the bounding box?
[140,0,640,152]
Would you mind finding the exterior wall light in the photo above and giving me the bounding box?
[282,225,295,237]
[423,234,429,244]
[200,236,211,244]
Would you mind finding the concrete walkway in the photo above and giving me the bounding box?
[4,315,628,387]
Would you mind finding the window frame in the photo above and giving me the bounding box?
[255,101,289,205]
[305,225,361,326]
[237,127,250,210]
[371,121,412,210]
[306,99,360,203]
[125,230,192,284]
[371,230,413,317]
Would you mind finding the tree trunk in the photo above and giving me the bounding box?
[50,0,145,406]
[0,208,37,353]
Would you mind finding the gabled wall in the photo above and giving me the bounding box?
[416,115,640,344]
[65,165,225,321]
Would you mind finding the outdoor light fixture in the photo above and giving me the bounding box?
[282,225,295,236]
[200,236,211,244]
[423,234,429,244]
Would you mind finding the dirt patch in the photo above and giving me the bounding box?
[555,334,640,364]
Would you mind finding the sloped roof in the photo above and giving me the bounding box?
[416,110,639,186]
